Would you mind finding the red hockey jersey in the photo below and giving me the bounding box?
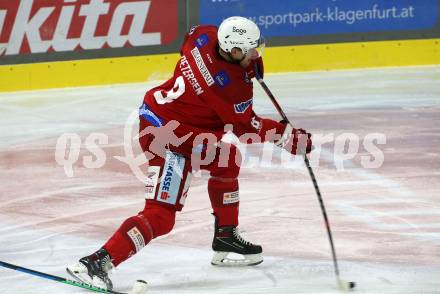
[142,25,282,144]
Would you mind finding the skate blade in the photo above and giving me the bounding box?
[67,266,111,290]
[66,264,93,285]
[211,252,263,267]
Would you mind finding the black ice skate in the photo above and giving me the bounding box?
[66,248,114,290]
[211,216,263,266]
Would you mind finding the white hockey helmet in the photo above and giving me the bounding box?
[217,16,264,55]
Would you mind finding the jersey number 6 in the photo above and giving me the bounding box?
[153,76,185,104]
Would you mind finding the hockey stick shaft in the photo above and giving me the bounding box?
[253,69,341,278]
[0,260,126,294]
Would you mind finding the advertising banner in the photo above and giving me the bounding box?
[199,0,439,37]
[0,0,178,59]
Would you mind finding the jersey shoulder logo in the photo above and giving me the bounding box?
[214,71,230,88]
[195,33,209,48]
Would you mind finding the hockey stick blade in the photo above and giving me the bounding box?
[0,260,128,294]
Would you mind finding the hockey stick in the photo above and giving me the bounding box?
[253,67,355,291]
[0,260,146,294]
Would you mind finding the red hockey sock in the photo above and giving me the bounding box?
[103,203,176,266]
[208,177,239,227]
[103,214,153,267]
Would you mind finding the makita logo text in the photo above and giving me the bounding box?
[232,26,246,35]
[0,0,165,56]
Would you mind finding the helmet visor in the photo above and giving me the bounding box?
[243,35,266,56]
[256,35,266,56]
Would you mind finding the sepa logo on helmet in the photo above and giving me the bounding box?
[232,26,247,35]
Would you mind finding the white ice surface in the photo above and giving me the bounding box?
[0,66,439,293]
[1,222,439,294]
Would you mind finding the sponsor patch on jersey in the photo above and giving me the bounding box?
[191,47,215,86]
[195,33,209,48]
[234,98,253,113]
[206,53,213,64]
[214,71,230,88]
[157,151,185,205]
[223,191,239,204]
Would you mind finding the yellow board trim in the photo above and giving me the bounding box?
[1,38,439,92]
[266,38,440,72]
[0,53,181,92]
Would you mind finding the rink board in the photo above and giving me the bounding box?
[1,38,439,92]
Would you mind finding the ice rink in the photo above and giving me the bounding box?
[0,66,439,293]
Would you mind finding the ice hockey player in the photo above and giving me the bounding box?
[67,16,312,290]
